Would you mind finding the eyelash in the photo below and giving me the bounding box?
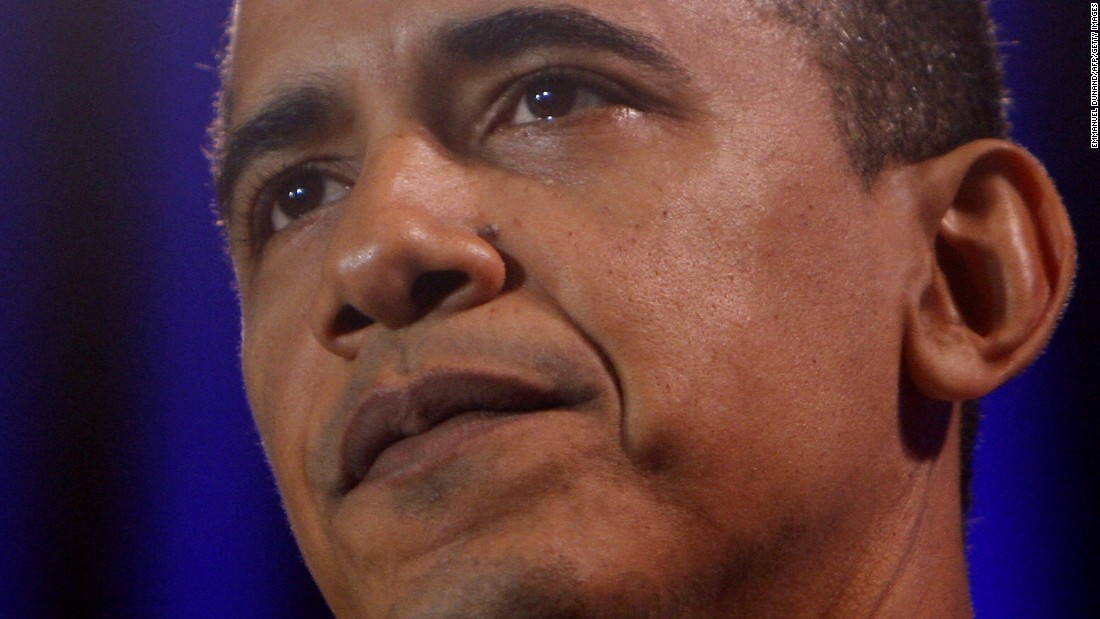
[235,67,642,252]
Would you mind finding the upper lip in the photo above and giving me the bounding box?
[337,369,584,493]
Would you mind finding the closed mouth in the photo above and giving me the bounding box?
[337,369,589,494]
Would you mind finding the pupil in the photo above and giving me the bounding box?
[277,172,324,220]
[526,79,577,119]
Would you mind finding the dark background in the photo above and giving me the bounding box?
[1,1,1096,617]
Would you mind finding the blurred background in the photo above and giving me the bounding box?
[1,1,1096,617]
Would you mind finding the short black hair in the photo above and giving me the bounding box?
[764,0,1008,179]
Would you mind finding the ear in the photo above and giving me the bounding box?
[902,139,1076,401]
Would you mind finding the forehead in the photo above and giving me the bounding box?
[226,0,802,125]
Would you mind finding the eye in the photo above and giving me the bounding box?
[262,166,352,234]
[508,74,612,126]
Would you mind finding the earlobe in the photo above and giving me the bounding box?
[903,139,1076,401]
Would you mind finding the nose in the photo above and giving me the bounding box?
[309,131,507,358]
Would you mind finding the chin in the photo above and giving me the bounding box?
[341,554,698,619]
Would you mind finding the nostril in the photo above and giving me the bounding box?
[333,305,373,337]
[411,270,470,316]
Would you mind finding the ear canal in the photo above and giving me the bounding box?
[904,141,1076,401]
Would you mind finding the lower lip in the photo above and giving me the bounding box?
[362,411,534,485]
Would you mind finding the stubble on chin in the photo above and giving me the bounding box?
[378,555,707,619]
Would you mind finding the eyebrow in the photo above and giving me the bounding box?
[212,6,686,221]
[214,82,346,222]
[436,6,686,75]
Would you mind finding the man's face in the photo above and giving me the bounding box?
[224,0,926,615]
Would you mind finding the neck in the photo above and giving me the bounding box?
[826,408,973,618]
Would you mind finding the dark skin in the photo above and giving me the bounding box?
[218,1,1075,616]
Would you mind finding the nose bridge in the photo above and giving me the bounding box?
[360,128,474,223]
[309,126,507,356]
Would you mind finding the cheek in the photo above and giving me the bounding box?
[239,248,346,555]
[239,219,335,446]
[241,287,362,610]
[241,252,321,453]
[242,315,324,473]
[528,147,908,519]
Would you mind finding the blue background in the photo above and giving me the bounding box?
[1,1,1096,616]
